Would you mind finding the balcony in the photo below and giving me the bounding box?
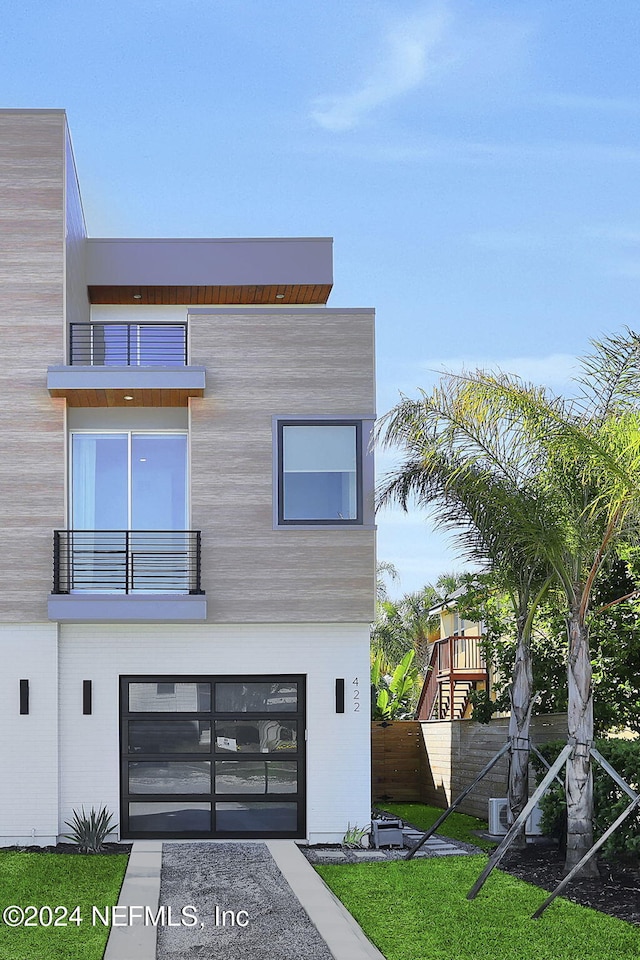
[48,530,207,622]
[417,635,489,721]
[47,323,205,407]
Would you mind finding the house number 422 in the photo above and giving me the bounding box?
[352,677,360,712]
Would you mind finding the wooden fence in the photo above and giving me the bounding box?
[372,715,567,817]
[371,721,424,802]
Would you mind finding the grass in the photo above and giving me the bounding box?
[377,801,497,851]
[317,855,640,960]
[0,850,128,960]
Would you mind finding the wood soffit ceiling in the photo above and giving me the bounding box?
[88,284,332,305]
[48,387,203,408]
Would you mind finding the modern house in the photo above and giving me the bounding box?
[0,109,376,845]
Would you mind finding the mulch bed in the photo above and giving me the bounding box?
[499,845,640,925]
[0,843,131,855]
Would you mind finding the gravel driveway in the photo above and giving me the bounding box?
[157,842,333,960]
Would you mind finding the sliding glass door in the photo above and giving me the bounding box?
[70,432,188,591]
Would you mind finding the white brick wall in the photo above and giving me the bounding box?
[0,624,59,844]
[56,621,370,844]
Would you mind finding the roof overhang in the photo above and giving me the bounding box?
[86,237,333,306]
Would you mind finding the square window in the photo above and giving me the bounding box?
[277,421,362,524]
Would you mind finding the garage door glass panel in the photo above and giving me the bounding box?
[129,802,211,832]
[214,761,297,795]
[214,720,298,753]
[215,802,298,832]
[215,682,297,712]
[129,682,211,712]
[128,721,211,754]
[128,761,211,794]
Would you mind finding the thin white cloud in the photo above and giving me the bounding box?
[546,93,640,113]
[315,137,640,165]
[583,226,640,245]
[467,230,549,252]
[417,353,578,391]
[605,260,640,280]
[311,8,452,132]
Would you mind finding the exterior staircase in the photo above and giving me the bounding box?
[416,635,489,721]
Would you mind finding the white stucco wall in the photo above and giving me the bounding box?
[55,621,370,844]
[0,623,59,844]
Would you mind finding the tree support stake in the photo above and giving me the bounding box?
[404,742,511,861]
[467,743,573,900]
[532,793,640,918]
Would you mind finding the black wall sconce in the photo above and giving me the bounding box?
[83,680,92,715]
[19,679,29,715]
[335,678,345,713]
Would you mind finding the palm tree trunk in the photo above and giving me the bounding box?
[507,616,533,849]
[565,612,598,877]
[414,633,431,674]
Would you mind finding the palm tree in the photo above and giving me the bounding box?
[377,386,551,841]
[379,329,640,874]
[464,341,640,874]
[371,573,464,669]
[375,561,399,603]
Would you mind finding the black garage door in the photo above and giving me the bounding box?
[120,675,305,839]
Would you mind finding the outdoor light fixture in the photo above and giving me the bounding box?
[133,293,142,300]
[335,678,345,713]
[19,679,29,715]
[83,680,92,715]
[124,395,134,401]
[275,293,285,299]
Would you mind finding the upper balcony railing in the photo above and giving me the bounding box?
[436,635,486,674]
[69,323,188,367]
[420,635,488,721]
[53,530,203,595]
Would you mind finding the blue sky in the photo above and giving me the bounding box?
[4,0,640,597]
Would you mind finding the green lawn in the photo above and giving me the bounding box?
[377,801,497,851]
[0,851,128,960]
[317,855,640,960]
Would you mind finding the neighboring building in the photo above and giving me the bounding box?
[0,109,376,844]
[415,590,489,721]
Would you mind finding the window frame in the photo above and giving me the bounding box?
[68,428,190,530]
[275,419,364,526]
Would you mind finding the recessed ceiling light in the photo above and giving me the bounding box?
[124,395,134,401]
[133,293,142,300]
[275,293,285,299]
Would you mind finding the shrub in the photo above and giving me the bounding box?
[532,739,640,858]
[64,806,117,853]
[342,823,370,848]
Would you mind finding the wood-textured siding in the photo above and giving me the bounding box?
[64,126,88,329]
[421,715,568,818]
[371,716,568,817]
[189,307,376,622]
[0,112,67,621]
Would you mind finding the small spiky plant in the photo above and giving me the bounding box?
[342,823,370,849]
[63,806,117,853]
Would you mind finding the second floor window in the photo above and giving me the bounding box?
[71,432,188,530]
[276,421,362,524]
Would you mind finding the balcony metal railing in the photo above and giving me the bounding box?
[69,323,188,366]
[53,530,203,595]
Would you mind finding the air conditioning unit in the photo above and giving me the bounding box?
[488,798,544,836]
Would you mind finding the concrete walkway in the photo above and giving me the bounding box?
[104,835,472,959]
[104,841,162,960]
